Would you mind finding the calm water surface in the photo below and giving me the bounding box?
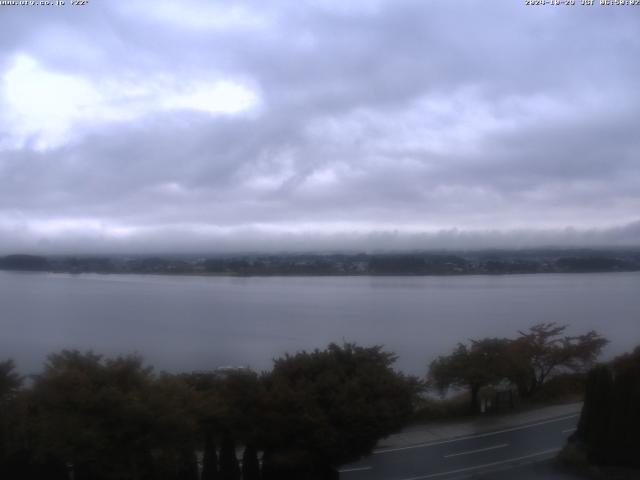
[1,271,638,375]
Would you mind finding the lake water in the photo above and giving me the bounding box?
[1,271,638,375]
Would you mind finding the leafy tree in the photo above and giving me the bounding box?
[0,360,24,479]
[428,325,608,410]
[183,369,264,446]
[216,371,264,445]
[575,365,613,463]
[428,338,511,413]
[0,360,22,401]
[182,369,266,479]
[607,346,640,467]
[147,373,199,453]
[261,343,420,474]
[33,351,156,478]
[27,350,198,480]
[572,346,640,468]
[508,323,608,398]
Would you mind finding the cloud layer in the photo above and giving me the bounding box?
[1,1,639,253]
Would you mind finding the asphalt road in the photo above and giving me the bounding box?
[339,414,580,480]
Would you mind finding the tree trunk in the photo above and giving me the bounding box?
[470,384,481,414]
[201,434,219,480]
[242,445,261,480]
[219,435,240,480]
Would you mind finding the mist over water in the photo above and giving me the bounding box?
[1,271,638,376]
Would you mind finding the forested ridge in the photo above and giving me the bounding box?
[1,249,640,276]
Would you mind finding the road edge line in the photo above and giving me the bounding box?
[374,413,579,454]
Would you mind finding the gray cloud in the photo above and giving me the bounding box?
[0,0,639,253]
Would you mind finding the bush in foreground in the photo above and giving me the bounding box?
[564,346,640,474]
[0,343,420,480]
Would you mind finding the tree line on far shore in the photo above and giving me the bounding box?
[2,250,640,276]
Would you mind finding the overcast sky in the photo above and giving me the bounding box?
[0,0,639,253]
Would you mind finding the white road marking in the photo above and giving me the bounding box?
[562,427,576,434]
[443,443,509,458]
[398,448,561,480]
[443,457,549,480]
[374,414,579,454]
[338,466,372,473]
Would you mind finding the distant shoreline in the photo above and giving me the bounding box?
[2,250,639,277]
[3,270,640,283]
